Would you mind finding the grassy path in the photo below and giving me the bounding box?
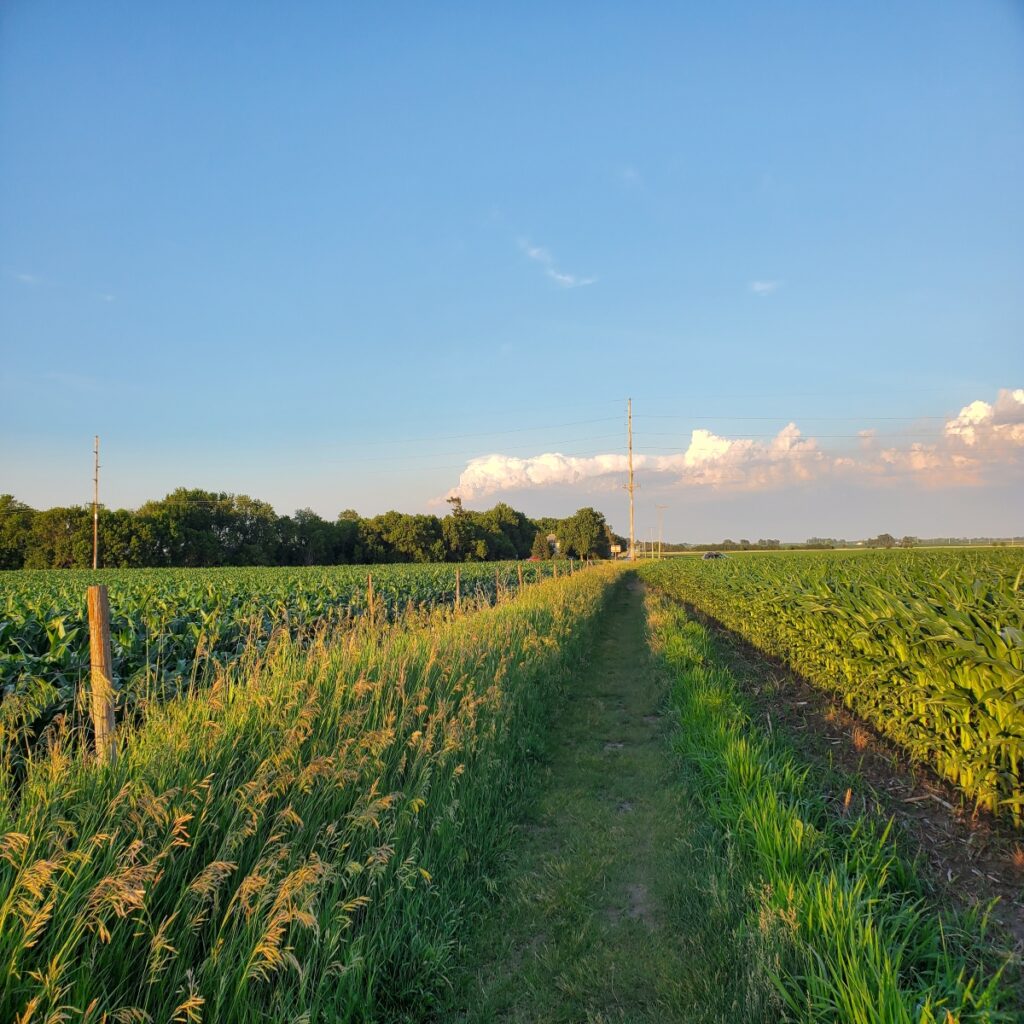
[444,577,774,1023]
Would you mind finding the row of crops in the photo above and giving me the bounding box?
[0,562,617,1022]
[0,561,563,745]
[639,549,1024,824]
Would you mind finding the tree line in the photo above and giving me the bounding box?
[657,534,1022,552]
[0,490,624,569]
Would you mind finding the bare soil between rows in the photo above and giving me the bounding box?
[679,600,1024,956]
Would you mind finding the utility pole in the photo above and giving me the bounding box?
[92,435,100,570]
[627,398,636,561]
[656,504,668,559]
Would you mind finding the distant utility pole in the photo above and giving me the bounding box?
[627,398,636,561]
[656,504,668,559]
[92,435,100,570]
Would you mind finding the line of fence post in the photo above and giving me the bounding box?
[87,585,117,765]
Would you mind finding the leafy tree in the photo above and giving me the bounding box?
[0,495,35,569]
[354,518,391,564]
[442,512,491,561]
[530,530,552,559]
[101,508,149,566]
[558,508,611,560]
[531,516,561,537]
[464,512,513,559]
[137,489,226,566]
[374,511,445,562]
[333,515,360,561]
[24,506,92,568]
[1,487,606,569]
[279,508,339,565]
[220,495,280,565]
[480,502,535,559]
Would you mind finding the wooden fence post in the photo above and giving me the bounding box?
[495,567,500,602]
[87,585,117,765]
[517,563,524,591]
[367,573,375,626]
[554,561,559,579]
[455,567,461,612]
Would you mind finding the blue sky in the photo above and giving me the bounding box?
[1,1,1022,541]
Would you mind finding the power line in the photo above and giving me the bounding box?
[638,387,959,401]
[634,443,1021,456]
[324,433,626,464]
[636,414,952,422]
[640,431,952,440]
[359,415,622,447]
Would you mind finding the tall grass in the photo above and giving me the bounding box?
[646,591,1017,1022]
[0,568,615,1022]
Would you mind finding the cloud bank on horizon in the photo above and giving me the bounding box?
[446,389,1024,501]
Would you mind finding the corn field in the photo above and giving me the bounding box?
[645,589,1014,1021]
[639,549,1024,825]
[0,566,614,1022]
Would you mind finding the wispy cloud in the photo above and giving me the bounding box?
[443,388,1024,500]
[520,239,596,289]
[618,165,642,188]
[750,279,781,296]
[42,371,103,393]
[7,269,113,302]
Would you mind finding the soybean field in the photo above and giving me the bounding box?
[0,561,552,746]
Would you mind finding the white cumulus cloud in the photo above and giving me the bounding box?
[443,388,1024,501]
[448,423,821,499]
[944,388,1024,449]
[451,452,627,500]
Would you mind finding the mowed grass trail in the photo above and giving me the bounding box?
[444,579,777,1023]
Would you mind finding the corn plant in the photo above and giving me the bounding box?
[640,549,1024,825]
[646,590,1014,1020]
